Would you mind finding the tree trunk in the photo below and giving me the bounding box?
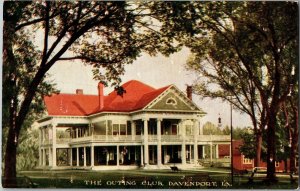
[3,127,18,187]
[255,131,262,167]
[3,6,19,187]
[266,113,277,182]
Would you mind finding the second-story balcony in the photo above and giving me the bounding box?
[65,134,230,144]
[70,135,142,143]
[42,134,230,146]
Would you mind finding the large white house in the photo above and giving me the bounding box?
[37,80,230,170]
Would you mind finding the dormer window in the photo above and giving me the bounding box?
[166,97,177,105]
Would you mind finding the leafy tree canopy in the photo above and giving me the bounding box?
[3,1,187,187]
[160,1,298,179]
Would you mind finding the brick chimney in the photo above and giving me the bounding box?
[186,85,193,100]
[76,89,83,95]
[98,82,104,110]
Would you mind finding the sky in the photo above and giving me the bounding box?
[47,47,252,128]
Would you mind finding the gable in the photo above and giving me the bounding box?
[145,86,199,111]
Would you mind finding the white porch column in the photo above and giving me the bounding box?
[49,148,52,166]
[91,124,94,136]
[131,121,136,140]
[189,145,192,162]
[210,142,213,162]
[91,145,94,167]
[157,118,162,166]
[105,121,108,140]
[42,149,46,166]
[117,145,120,166]
[199,122,203,135]
[215,144,219,159]
[52,123,57,167]
[202,145,206,159]
[182,144,186,165]
[39,128,42,166]
[76,147,79,166]
[181,120,186,165]
[39,149,42,166]
[141,145,144,166]
[143,118,149,165]
[193,119,199,164]
[42,128,45,144]
[84,147,87,167]
[70,148,73,166]
[76,128,79,138]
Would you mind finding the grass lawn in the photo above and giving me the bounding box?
[232,173,298,189]
[17,168,298,189]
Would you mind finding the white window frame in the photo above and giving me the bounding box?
[166,97,177,105]
[243,155,253,164]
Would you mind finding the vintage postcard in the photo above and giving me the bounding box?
[2,1,299,189]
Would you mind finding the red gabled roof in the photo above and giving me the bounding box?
[44,80,171,116]
[44,94,99,116]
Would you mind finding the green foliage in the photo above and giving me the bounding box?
[16,128,39,171]
[203,122,234,135]
[173,2,298,175]
[262,121,290,162]
[183,1,297,122]
[238,129,258,159]
[2,127,40,171]
[232,127,251,139]
[238,123,290,162]
[222,125,230,135]
[202,122,222,135]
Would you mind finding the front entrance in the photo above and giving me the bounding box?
[94,146,117,165]
[162,145,182,164]
[149,145,157,165]
[120,146,141,165]
[186,145,194,163]
[94,146,141,166]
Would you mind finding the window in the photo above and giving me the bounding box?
[166,97,177,105]
[112,123,127,135]
[113,124,119,135]
[127,121,131,135]
[275,161,280,167]
[243,155,253,164]
[171,124,178,135]
[120,124,126,135]
[71,129,75,138]
[186,125,193,135]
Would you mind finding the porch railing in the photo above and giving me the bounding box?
[161,135,182,142]
[64,134,230,143]
[70,135,142,143]
[56,138,71,144]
